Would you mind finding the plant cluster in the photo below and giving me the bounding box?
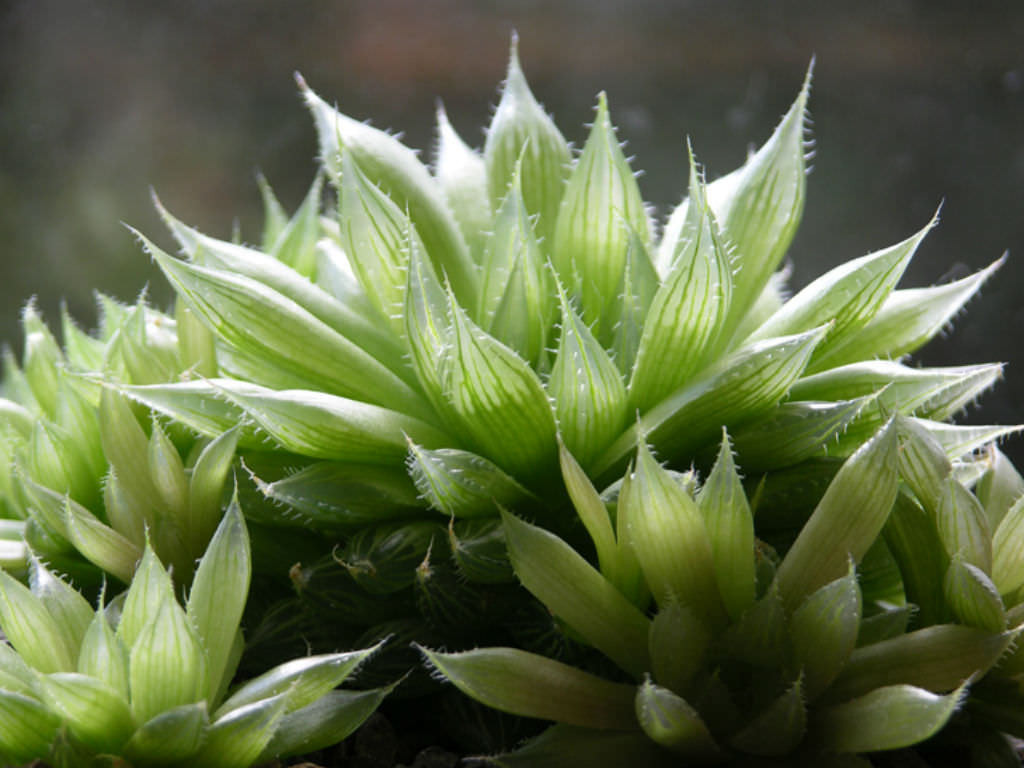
[0,39,1021,767]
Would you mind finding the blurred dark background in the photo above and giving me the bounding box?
[1,0,1022,463]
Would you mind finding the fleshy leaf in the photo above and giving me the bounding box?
[790,564,861,698]
[407,443,535,519]
[0,568,76,673]
[629,148,731,409]
[123,701,209,765]
[993,496,1024,597]
[484,35,571,249]
[38,672,134,753]
[552,92,649,330]
[449,517,515,584]
[815,683,966,753]
[559,442,619,587]
[0,689,61,765]
[549,285,628,469]
[194,693,288,768]
[720,581,789,667]
[979,446,1024,532]
[608,228,659,376]
[634,679,721,760]
[648,601,710,696]
[485,723,677,768]
[729,676,806,756]
[187,427,239,556]
[422,646,637,730]
[298,75,477,306]
[434,104,492,259]
[117,543,176,649]
[944,554,1005,632]
[64,497,143,584]
[935,475,993,574]
[77,606,130,700]
[502,510,651,677]
[776,420,899,611]
[267,173,322,278]
[883,493,948,627]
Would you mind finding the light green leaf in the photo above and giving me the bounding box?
[403,237,454,416]
[147,236,428,417]
[0,689,61,765]
[817,256,1003,368]
[981,446,1024,534]
[77,606,130,700]
[754,214,934,370]
[422,646,637,730]
[257,686,391,762]
[993,496,1024,597]
[634,679,721,760]
[187,427,239,556]
[407,443,535,519]
[194,693,288,768]
[698,430,756,620]
[790,564,861,698]
[883,493,948,627]
[944,554,1005,632]
[608,228,659,376]
[730,676,806,756]
[117,543,176,649]
[826,623,1012,702]
[64,498,141,585]
[111,379,256,443]
[549,285,628,470]
[213,381,451,463]
[256,172,289,251]
[434,104,491,260]
[712,67,811,343]
[21,302,63,418]
[29,557,93,659]
[648,601,710,696]
[298,75,478,306]
[148,418,189,515]
[268,173,322,277]
[0,569,76,673]
[502,510,651,677]
[187,495,250,700]
[629,147,731,410]
[815,683,966,753]
[124,701,209,765]
[38,672,134,753]
[441,296,557,479]
[484,35,571,249]
[619,440,721,623]
[776,420,899,611]
[935,475,993,574]
[552,92,649,329]
[129,598,208,724]
[895,414,955,512]
[338,150,415,335]
[559,442,619,587]
[720,581,789,667]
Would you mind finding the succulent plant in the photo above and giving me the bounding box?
[0,497,387,767]
[422,419,1024,765]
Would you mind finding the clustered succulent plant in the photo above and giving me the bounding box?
[0,39,1021,767]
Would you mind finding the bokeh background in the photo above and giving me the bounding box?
[1,0,1022,464]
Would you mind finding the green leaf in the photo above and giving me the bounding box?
[549,285,628,470]
[257,686,392,762]
[826,624,1012,702]
[268,173,322,277]
[110,379,257,444]
[38,672,134,753]
[187,495,251,701]
[298,75,478,306]
[117,543,176,649]
[64,497,142,584]
[157,197,409,379]
[187,427,239,556]
[776,419,899,611]
[403,237,454,415]
[338,150,415,335]
[147,237,428,416]
[123,701,209,765]
[634,679,721,760]
[552,92,649,329]
[598,326,827,476]
[212,381,451,463]
[148,418,189,516]
[979,446,1024,532]
[608,228,659,376]
[730,675,806,756]
[935,475,993,574]
[619,440,721,623]
[77,606,130,700]
[339,521,445,595]
[21,302,63,418]
[449,517,515,584]
[883,493,948,627]
[484,35,571,250]
[422,646,637,730]
[790,564,861,698]
[407,443,535,519]
[441,296,557,479]
[817,256,1003,367]
[629,147,731,409]
[559,442,619,588]
[434,104,492,260]
[944,554,1005,632]
[29,557,93,659]
[0,568,76,673]
[502,510,651,677]
[256,172,289,251]
[755,213,934,371]
[698,431,756,620]
[648,601,710,696]
[993,496,1024,596]
[128,596,208,724]
[255,460,421,530]
[720,581,790,667]
[895,413,953,512]
[0,689,61,765]
[194,693,288,768]
[712,67,811,343]
[815,683,966,753]
[217,644,380,718]
[730,396,876,471]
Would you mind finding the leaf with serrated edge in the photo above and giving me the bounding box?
[993,496,1024,596]
[0,689,61,764]
[935,476,992,574]
[502,510,650,677]
[776,420,898,611]
[944,554,1005,632]
[979,446,1024,532]
[187,427,239,556]
[268,173,322,277]
[435,104,491,259]
[117,544,175,649]
[29,557,93,658]
[77,606,130,700]
[634,679,721,760]
[65,499,141,585]
[297,75,477,306]
[0,569,75,673]
[422,646,637,730]
[883,493,947,627]
[124,701,209,765]
[559,442,619,587]
[38,672,133,753]
[630,147,730,410]
[648,601,710,696]
[790,563,861,699]
[816,683,966,753]
[194,693,288,768]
